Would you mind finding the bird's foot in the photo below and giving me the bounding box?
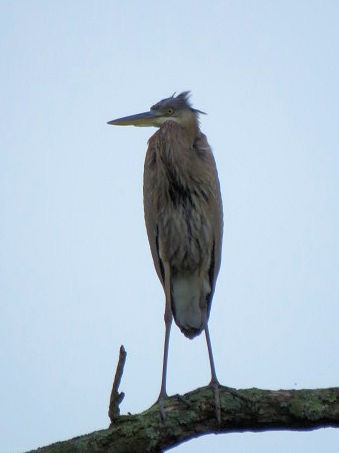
[176,394,192,408]
[221,385,250,405]
[157,392,168,421]
[209,378,221,424]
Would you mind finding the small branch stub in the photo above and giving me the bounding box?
[108,345,127,422]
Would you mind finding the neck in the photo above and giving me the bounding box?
[175,111,200,144]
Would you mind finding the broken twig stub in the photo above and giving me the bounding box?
[108,345,127,422]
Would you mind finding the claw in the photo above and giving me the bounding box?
[158,397,166,421]
[210,379,221,423]
[157,391,168,421]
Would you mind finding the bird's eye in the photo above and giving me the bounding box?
[167,108,174,115]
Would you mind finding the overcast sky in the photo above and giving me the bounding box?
[1,1,338,452]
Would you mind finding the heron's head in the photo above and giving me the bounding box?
[107,91,205,128]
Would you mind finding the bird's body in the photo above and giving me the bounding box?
[144,121,222,338]
[108,92,223,420]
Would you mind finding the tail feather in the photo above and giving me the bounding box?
[171,273,210,338]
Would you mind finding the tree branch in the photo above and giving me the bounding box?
[108,345,127,422]
[28,385,339,453]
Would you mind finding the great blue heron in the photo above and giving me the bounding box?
[108,92,223,420]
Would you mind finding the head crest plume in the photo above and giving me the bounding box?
[171,91,206,115]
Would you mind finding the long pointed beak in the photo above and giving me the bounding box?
[107,110,159,127]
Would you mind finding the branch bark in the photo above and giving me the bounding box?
[28,385,339,453]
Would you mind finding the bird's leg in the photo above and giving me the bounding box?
[204,319,221,423]
[157,313,172,420]
[157,262,172,420]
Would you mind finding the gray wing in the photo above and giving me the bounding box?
[143,138,165,287]
[195,133,223,302]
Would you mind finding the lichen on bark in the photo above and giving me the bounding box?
[28,386,339,453]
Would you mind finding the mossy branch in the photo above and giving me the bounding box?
[28,385,339,453]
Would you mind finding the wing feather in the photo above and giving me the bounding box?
[143,140,165,287]
[195,133,223,308]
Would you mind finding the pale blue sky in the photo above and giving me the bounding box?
[1,1,338,452]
